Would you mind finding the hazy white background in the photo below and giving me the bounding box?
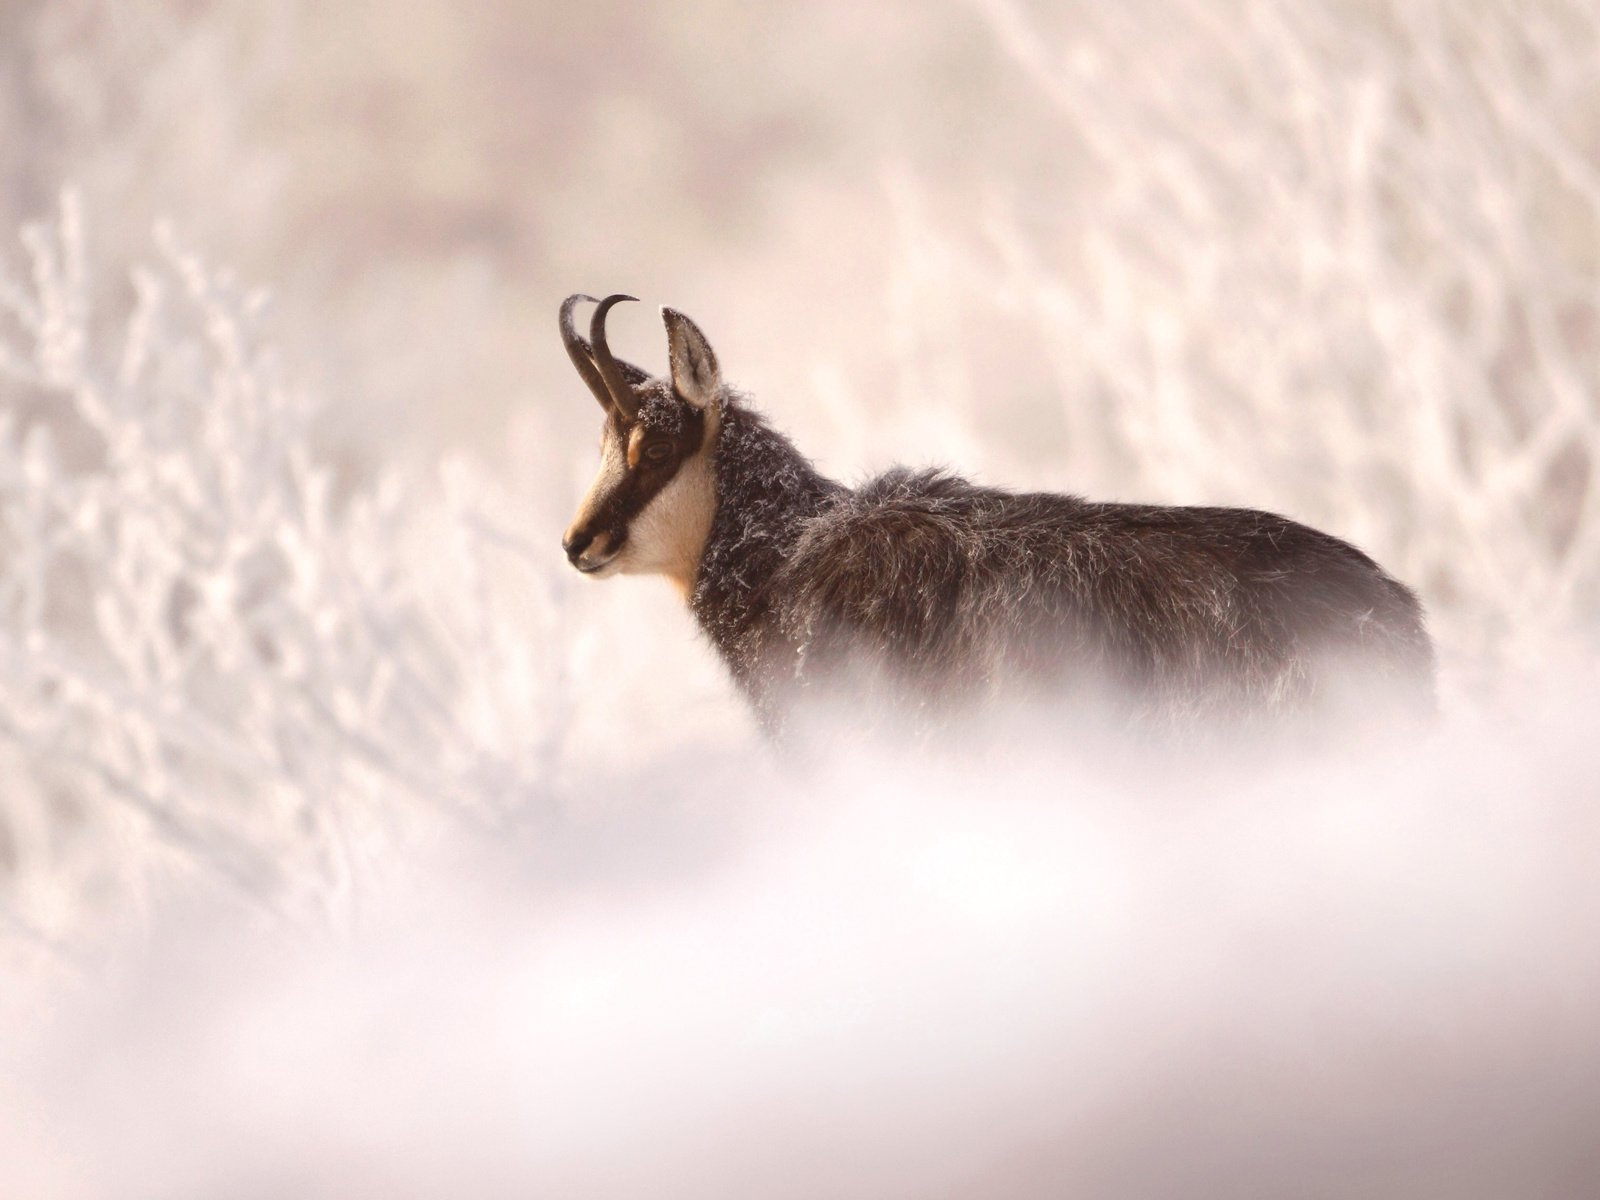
[0,0,1597,1195]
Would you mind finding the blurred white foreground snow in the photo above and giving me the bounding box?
[3,684,1598,1198]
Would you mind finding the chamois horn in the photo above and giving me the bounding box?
[588,293,641,419]
[559,294,619,416]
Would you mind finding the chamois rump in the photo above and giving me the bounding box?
[559,293,1434,744]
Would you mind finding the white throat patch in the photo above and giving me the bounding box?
[624,449,716,595]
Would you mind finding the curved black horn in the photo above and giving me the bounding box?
[560,293,615,414]
[590,293,641,419]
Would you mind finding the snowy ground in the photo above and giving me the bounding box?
[4,693,1599,1198]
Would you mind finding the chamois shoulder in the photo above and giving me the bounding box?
[819,466,1086,530]
[765,469,1000,689]
[786,468,1030,585]
[774,469,1039,647]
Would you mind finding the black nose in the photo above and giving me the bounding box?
[562,529,593,565]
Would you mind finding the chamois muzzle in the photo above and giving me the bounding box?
[560,527,592,565]
[561,525,624,573]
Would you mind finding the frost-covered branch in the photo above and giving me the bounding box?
[909,0,1600,672]
[0,194,576,949]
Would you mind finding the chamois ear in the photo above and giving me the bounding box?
[662,306,720,411]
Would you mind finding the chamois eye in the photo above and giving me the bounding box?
[643,441,673,464]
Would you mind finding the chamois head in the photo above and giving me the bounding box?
[560,294,723,590]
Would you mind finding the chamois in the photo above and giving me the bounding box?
[559,293,1434,744]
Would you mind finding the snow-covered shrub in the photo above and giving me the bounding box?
[884,0,1600,679]
[0,194,578,956]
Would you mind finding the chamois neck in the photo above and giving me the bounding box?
[690,398,841,675]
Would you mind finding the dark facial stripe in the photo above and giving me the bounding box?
[575,405,708,545]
